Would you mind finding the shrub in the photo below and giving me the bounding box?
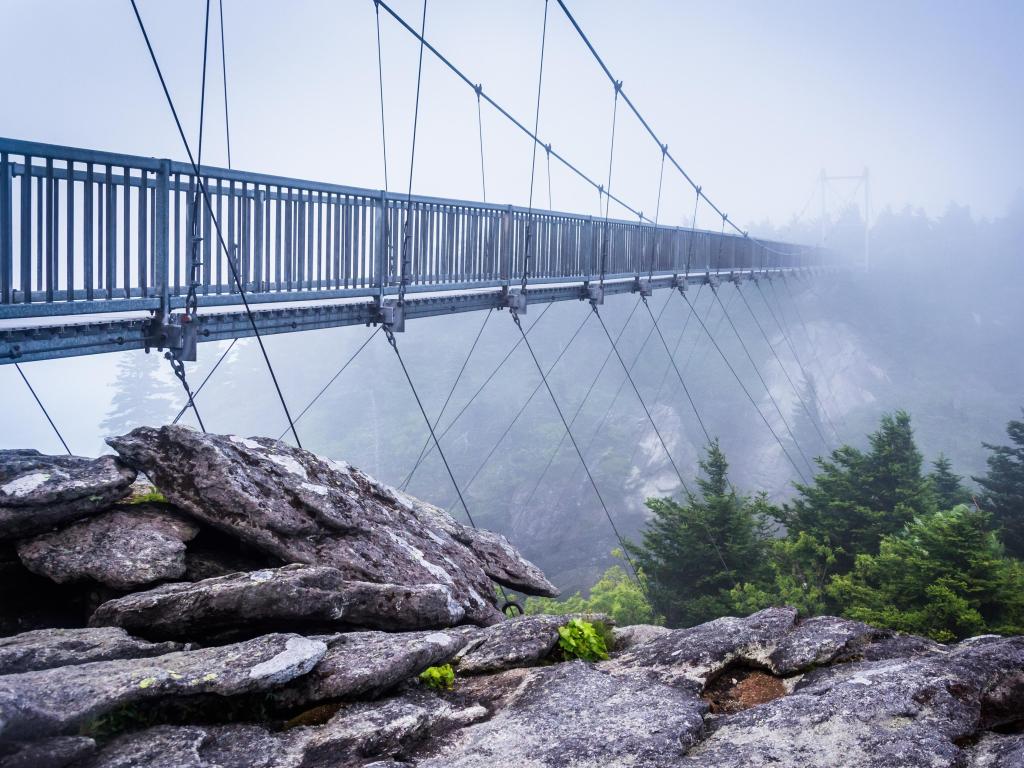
[556,618,609,661]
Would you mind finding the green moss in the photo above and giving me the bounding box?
[130,490,168,504]
[419,663,455,690]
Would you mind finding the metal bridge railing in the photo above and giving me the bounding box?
[0,137,824,320]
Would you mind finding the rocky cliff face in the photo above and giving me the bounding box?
[1,427,1022,767]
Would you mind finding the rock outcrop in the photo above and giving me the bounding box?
[0,633,326,740]
[88,564,466,640]
[0,451,136,540]
[107,426,556,624]
[16,505,198,590]
[3,434,1023,768]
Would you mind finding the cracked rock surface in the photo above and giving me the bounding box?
[16,505,199,590]
[0,451,136,540]
[88,564,467,640]
[0,627,183,674]
[107,426,556,625]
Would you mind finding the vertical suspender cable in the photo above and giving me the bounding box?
[599,84,620,287]
[218,0,232,169]
[129,0,302,447]
[15,363,72,455]
[374,0,390,192]
[647,146,666,281]
[398,0,428,306]
[475,86,487,202]
[521,0,550,294]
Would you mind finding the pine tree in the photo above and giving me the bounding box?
[929,454,972,510]
[629,440,772,627]
[973,413,1024,559]
[99,351,178,438]
[777,411,935,571]
[828,505,1024,642]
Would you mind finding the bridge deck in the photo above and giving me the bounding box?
[0,137,828,364]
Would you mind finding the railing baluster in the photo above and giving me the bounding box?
[1,153,12,304]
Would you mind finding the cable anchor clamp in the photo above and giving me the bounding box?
[585,282,604,305]
[633,276,653,297]
[505,290,528,316]
[378,299,406,333]
[145,312,198,362]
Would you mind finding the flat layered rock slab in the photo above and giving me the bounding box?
[0,633,326,740]
[0,627,183,674]
[83,693,488,768]
[964,733,1024,767]
[89,564,465,640]
[678,636,1024,768]
[0,451,136,540]
[276,629,466,708]
[16,504,199,590]
[107,426,556,625]
[415,661,707,767]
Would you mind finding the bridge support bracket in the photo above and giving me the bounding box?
[671,274,687,291]
[584,284,604,305]
[633,277,653,297]
[378,300,406,332]
[505,290,528,315]
[144,314,198,362]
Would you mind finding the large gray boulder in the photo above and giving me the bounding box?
[964,732,1024,767]
[0,627,182,674]
[275,629,466,708]
[107,426,557,625]
[416,661,708,767]
[0,450,136,540]
[89,564,466,640]
[676,635,1024,768]
[0,633,326,740]
[16,504,199,590]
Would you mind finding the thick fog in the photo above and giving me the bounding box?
[2,1,1022,591]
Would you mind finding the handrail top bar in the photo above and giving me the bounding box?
[0,135,813,252]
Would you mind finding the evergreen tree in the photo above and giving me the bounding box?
[929,453,972,510]
[731,531,838,617]
[973,413,1024,559]
[99,351,178,438]
[828,505,1024,642]
[629,440,772,627]
[777,411,935,571]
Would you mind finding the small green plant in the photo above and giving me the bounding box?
[130,490,168,504]
[419,663,455,690]
[557,618,609,661]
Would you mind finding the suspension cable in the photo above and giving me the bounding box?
[444,307,592,509]
[778,274,848,431]
[475,85,487,202]
[278,327,381,440]
[553,0,809,262]
[383,325,512,606]
[521,295,642,510]
[647,145,667,280]
[218,0,231,169]
[172,338,237,425]
[735,281,830,450]
[755,278,840,440]
[15,363,71,455]
[401,308,493,490]
[374,0,390,192]
[640,295,711,444]
[711,285,815,477]
[129,0,302,447]
[682,287,809,483]
[397,0,428,306]
[374,0,647,223]
[401,302,553,490]
[510,311,643,586]
[599,83,621,287]
[521,0,550,294]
